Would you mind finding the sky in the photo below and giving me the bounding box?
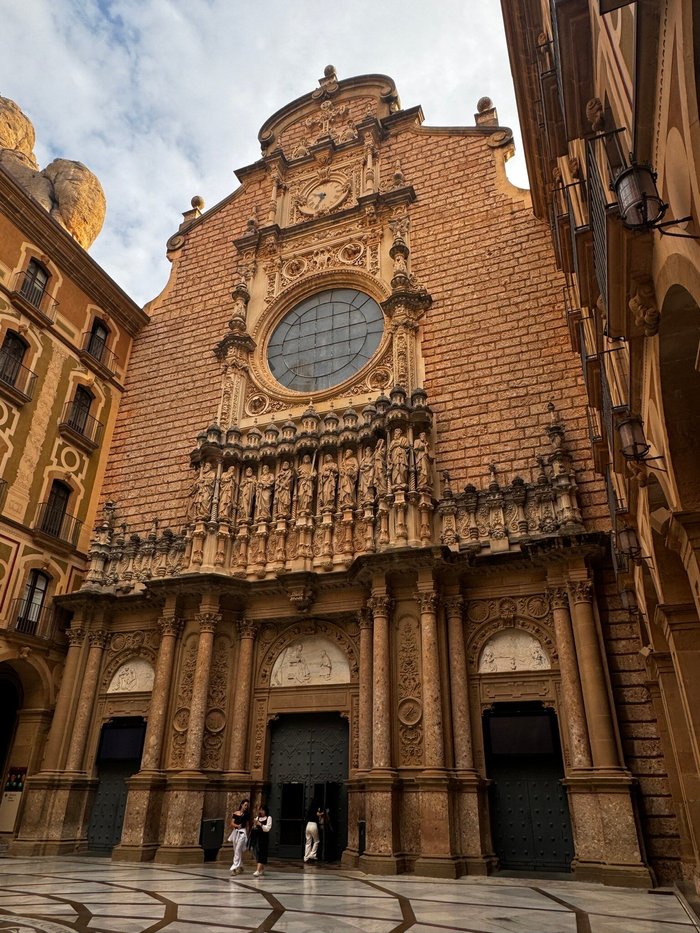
[1,0,529,307]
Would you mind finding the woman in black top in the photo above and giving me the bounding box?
[229,799,250,874]
[252,805,272,877]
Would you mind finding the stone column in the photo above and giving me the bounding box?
[113,613,184,862]
[155,599,221,864]
[141,615,184,772]
[42,625,85,771]
[418,590,444,769]
[548,587,591,769]
[369,594,393,771]
[360,591,399,874]
[568,580,619,770]
[183,610,221,772]
[65,630,109,772]
[228,619,256,774]
[444,597,473,770]
[358,607,373,772]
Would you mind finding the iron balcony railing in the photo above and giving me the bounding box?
[7,597,55,639]
[606,466,629,518]
[80,332,119,375]
[587,140,610,316]
[59,400,104,445]
[35,501,83,547]
[15,270,58,322]
[0,349,38,399]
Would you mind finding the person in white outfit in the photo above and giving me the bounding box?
[304,803,322,862]
[228,799,250,874]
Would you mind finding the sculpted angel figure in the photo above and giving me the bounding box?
[338,449,359,507]
[389,427,410,489]
[238,466,256,520]
[255,464,275,521]
[319,453,339,509]
[188,464,215,521]
[217,469,236,520]
[358,446,375,503]
[373,439,387,497]
[413,431,433,490]
[274,460,293,518]
[295,454,316,515]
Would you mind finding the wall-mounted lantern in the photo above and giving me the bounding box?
[612,161,667,229]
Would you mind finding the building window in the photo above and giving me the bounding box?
[67,385,94,435]
[40,480,71,539]
[0,330,29,388]
[19,259,49,308]
[86,318,110,363]
[16,569,50,635]
[267,288,384,392]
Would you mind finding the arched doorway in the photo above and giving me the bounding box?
[266,712,348,861]
[0,668,22,786]
[484,703,574,873]
[86,717,146,853]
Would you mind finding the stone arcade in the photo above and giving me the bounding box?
[10,68,676,885]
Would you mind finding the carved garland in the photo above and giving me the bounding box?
[396,613,423,766]
[168,633,198,769]
[201,634,232,770]
[257,618,359,687]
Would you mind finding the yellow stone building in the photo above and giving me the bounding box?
[502,0,700,893]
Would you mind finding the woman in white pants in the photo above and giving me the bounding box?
[304,804,322,862]
[229,799,250,874]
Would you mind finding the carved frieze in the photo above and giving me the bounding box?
[466,595,557,672]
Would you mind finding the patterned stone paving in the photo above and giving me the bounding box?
[0,857,698,933]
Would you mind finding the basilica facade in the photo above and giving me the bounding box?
[5,65,688,885]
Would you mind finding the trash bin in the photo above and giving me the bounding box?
[358,819,366,857]
[200,818,225,861]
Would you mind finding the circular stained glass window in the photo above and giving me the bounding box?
[267,288,384,392]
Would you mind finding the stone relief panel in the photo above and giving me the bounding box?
[107,657,155,693]
[202,634,232,770]
[396,613,423,766]
[477,628,551,674]
[270,635,350,687]
[168,633,198,770]
[100,628,159,692]
[466,595,557,673]
[258,619,358,688]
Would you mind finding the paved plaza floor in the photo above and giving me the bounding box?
[0,856,698,933]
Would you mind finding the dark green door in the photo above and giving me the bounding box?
[485,704,574,872]
[87,717,145,852]
[267,713,348,860]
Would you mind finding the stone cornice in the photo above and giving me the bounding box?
[0,169,148,336]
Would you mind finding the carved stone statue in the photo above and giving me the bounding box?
[274,460,293,518]
[255,464,275,521]
[413,431,433,490]
[218,469,236,520]
[238,466,256,520]
[374,439,387,497]
[389,427,410,489]
[339,449,359,507]
[188,464,215,521]
[295,454,316,515]
[358,446,375,503]
[319,454,339,509]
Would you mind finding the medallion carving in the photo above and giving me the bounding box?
[168,633,198,769]
[396,614,423,766]
[201,634,232,769]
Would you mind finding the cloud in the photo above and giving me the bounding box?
[2,0,528,306]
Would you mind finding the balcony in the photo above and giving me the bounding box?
[6,597,55,640]
[79,332,119,378]
[34,502,83,550]
[0,349,38,405]
[586,406,608,474]
[579,315,602,409]
[600,354,631,472]
[58,401,103,453]
[587,133,653,338]
[9,270,58,326]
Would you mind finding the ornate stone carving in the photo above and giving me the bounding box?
[478,629,551,673]
[252,698,268,771]
[238,618,257,640]
[396,614,423,766]
[107,658,155,693]
[568,580,593,604]
[201,634,231,770]
[270,635,351,687]
[88,630,109,649]
[629,277,660,336]
[258,619,358,687]
[66,626,84,647]
[197,612,222,634]
[168,633,198,769]
[157,616,184,638]
[548,587,569,611]
[368,595,392,618]
[417,591,438,614]
[466,596,557,670]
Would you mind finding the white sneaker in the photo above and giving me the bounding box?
[253,870,260,877]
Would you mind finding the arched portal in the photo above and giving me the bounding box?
[659,284,700,511]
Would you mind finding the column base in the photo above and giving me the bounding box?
[154,771,208,863]
[452,769,495,875]
[112,843,160,862]
[154,845,205,865]
[359,852,405,875]
[112,771,167,862]
[412,855,462,878]
[9,772,96,856]
[572,860,654,888]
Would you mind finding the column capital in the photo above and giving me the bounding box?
[358,607,373,630]
[443,595,463,619]
[568,580,593,604]
[238,618,256,639]
[196,611,222,634]
[88,629,109,649]
[368,595,393,617]
[548,586,570,610]
[66,626,85,647]
[157,615,184,638]
[417,590,438,614]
